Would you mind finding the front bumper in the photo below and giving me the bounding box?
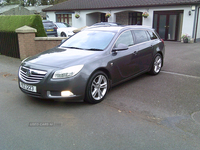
[18,64,87,101]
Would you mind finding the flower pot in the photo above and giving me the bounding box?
[144,16,148,18]
[183,38,188,43]
[75,14,80,19]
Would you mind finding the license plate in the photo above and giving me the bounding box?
[20,82,37,93]
[47,29,53,31]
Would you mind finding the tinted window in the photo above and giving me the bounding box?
[43,22,55,27]
[115,31,134,48]
[147,31,158,40]
[133,30,149,44]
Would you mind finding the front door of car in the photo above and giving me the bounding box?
[110,30,141,83]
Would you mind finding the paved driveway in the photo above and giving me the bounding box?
[0,41,200,150]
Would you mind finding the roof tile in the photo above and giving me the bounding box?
[43,0,200,11]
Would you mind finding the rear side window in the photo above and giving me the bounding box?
[115,31,134,48]
[147,31,158,40]
[133,30,149,44]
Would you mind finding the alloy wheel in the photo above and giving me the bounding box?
[154,55,162,73]
[91,74,107,101]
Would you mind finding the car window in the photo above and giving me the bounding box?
[43,22,55,27]
[115,31,134,48]
[133,30,149,44]
[147,31,158,40]
[56,23,71,28]
[61,30,115,50]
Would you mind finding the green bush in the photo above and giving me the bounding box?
[0,15,47,37]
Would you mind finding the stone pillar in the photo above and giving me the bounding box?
[15,26,37,60]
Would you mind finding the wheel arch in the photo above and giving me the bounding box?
[84,67,112,103]
[61,32,67,37]
[86,67,112,91]
[156,51,164,67]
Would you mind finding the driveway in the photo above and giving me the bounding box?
[0,41,200,150]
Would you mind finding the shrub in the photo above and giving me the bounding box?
[0,15,46,37]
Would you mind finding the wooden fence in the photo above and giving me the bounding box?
[0,31,20,58]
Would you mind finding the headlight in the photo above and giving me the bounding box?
[52,65,84,79]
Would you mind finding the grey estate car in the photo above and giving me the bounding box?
[18,26,165,104]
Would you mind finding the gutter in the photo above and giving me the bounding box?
[194,6,200,42]
[42,2,200,12]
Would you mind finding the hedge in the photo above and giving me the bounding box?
[0,15,47,37]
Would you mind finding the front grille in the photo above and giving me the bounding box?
[19,66,47,84]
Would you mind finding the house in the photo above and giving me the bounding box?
[0,5,52,19]
[43,0,200,42]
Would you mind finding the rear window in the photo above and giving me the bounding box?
[43,22,55,27]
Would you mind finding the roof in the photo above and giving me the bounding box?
[43,0,200,12]
[0,5,52,14]
[25,5,53,12]
[0,5,19,13]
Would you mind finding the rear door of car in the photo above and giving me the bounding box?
[132,30,154,72]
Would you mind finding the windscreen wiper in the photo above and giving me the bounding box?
[62,46,83,49]
[86,48,103,51]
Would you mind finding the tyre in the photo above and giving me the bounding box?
[61,32,67,37]
[85,71,108,104]
[149,53,163,75]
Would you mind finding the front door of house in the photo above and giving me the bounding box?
[153,11,183,41]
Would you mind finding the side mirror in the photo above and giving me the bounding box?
[112,43,128,52]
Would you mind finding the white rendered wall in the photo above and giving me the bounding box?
[46,11,56,22]
[46,5,196,38]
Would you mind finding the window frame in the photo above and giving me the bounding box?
[56,14,72,26]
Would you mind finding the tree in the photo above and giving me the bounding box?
[30,0,37,6]
[41,0,48,5]
[6,0,11,4]
[50,0,68,5]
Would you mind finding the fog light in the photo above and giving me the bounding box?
[61,91,74,97]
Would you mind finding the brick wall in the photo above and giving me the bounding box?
[34,38,64,54]
[16,26,66,60]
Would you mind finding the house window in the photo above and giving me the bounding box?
[100,13,108,22]
[129,12,142,25]
[56,14,72,26]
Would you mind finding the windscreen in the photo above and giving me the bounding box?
[60,30,115,50]
[56,23,71,28]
